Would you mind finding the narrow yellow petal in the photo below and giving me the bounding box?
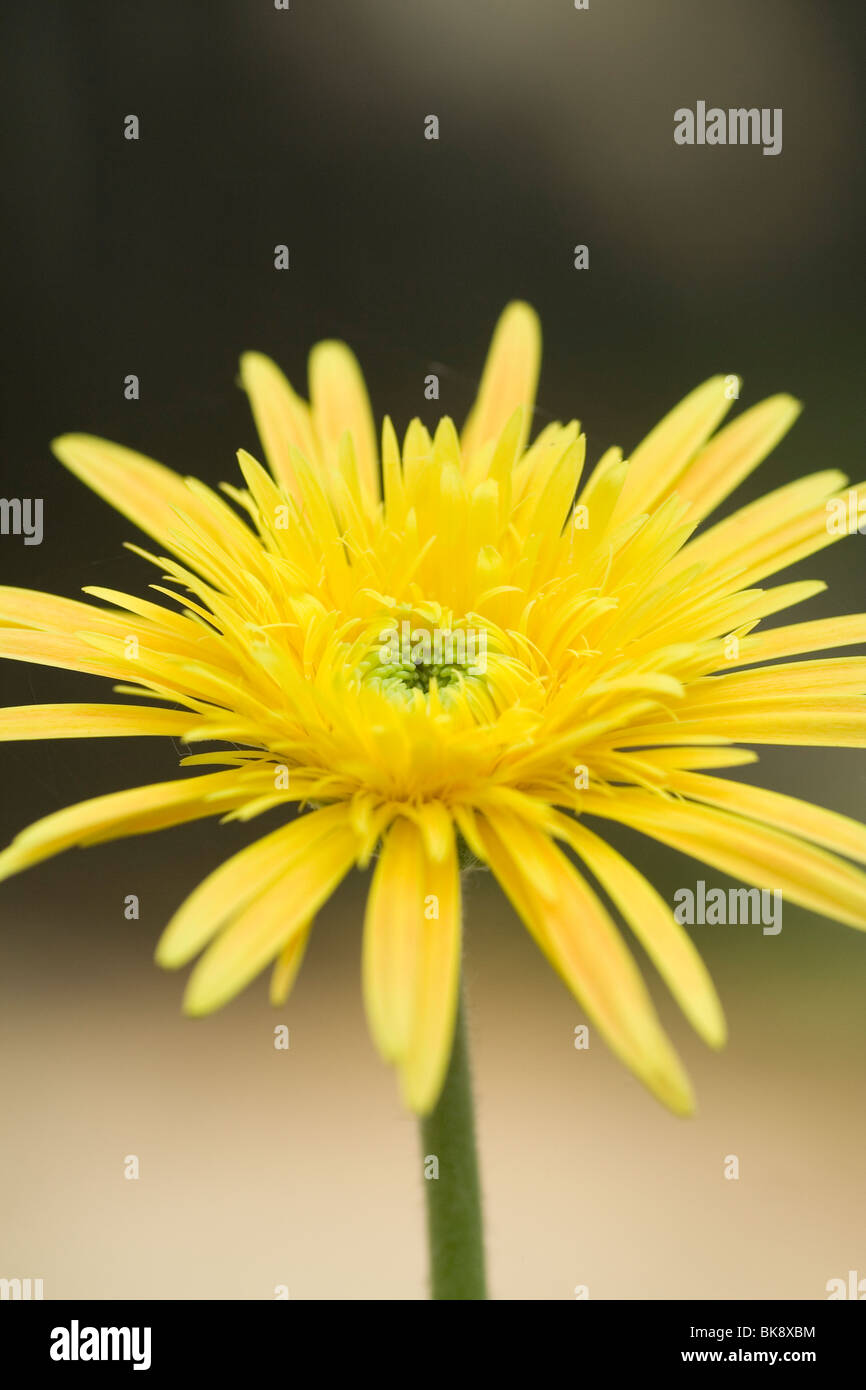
[582,791,866,930]
[613,377,734,521]
[681,658,866,710]
[637,747,759,772]
[0,771,246,884]
[576,452,630,544]
[671,470,847,582]
[512,422,580,506]
[156,810,348,968]
[308,340,380,507]
[561,818,726,1048]
[381,414,406,527]
[618,702,866,748]
[362,818,424,1062]
[235,447,289,535]
[0,703,192,741]
[269,919,314,1006]
[51,434,265,580]
[524,435,586,537]
[400,824,461,1114]
[669,769,866,867]
[183,809,357,1014]
[733,613,866,665]
[676,394,802,521]
[0,628,123,679]
[239,351,319,497]
[477,811,694,1115]
[579,445,624,508]
[0,586,140,635]
[461,302,541,462]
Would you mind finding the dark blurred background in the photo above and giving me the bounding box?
[0,0,864,1299]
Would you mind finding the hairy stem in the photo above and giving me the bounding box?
[419,981,487,1300]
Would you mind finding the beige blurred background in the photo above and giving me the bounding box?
[1,828,863,1300]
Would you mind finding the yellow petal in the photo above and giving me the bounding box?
[400,823,461,1114]
[477,810,694,1115]
[733,613,866,665]
[270,920,314,1006]
[0,771,246,884]
[0,628,128,679]
[0,703,192,741]
[681,658,866,711]
[308,340,380,507]
[582,790,866,930]
[239,351,320,498]
[0,586,139,635]
[671,470,847,583]
[0,586,213,669]
[381,415,406,527]
[676,394,802,521]
[576,451,630,544]
[636,748,759,772]
[668,769,866,867]
[156,811,347,968]
[618,702,866,748]
[183,808,357,1014]
[512,422,580,506]
[523,435,586,538]
[560,818,726,1048]
[51,434,265,580]
[613,377,734,521]
[362,818,424,1061]
[461,302,541,463]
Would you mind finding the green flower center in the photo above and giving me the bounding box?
[377,658,465,697]
[356,615,490,708]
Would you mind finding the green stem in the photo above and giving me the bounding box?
[420,981,487,1300]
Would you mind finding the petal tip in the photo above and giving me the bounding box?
[153,937,183,971]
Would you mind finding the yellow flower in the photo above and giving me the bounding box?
[2,303,865,1116]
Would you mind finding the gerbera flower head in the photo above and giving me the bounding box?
[2,304,865,1116]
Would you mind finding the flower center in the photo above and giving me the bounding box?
[357,613,490,708]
